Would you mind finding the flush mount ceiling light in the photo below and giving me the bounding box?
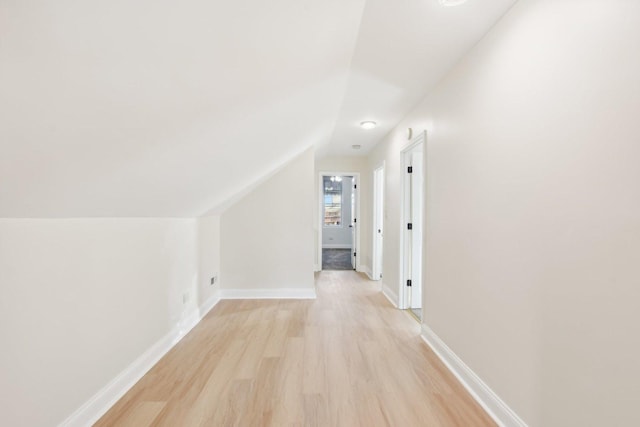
[352,144,362,150]
[439,0,467,6]
[360,121,377,130]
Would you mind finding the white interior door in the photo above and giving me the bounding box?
[351,177,357,269]
[372,166,384,280]
[410,152,423,310]
[402,135,425,317]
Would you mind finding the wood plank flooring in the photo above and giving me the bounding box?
[95,271,495,426]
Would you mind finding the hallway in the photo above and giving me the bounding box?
[96,271,494,426]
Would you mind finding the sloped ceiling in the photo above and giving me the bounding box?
[0,0,516,217]
[322,0,518,157]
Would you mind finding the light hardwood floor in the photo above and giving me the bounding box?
[95,271,495,426]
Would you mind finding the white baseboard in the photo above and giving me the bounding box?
[360,264,374,280]
[176,291,222,339]
[420,325,527,427]
[381,282,398,307]
[199,291,222,318]
[60,291,221,427]
[220,288,317,299]
[322,244,352,249]
[60,287,315,426]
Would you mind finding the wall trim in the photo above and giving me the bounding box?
[361,265,374,280]
[321,243,352,249]
[59,291,221,427]
[381,282,398,307]
[420,325,528,427]
[198,291,222,320]
[220,288,317,299]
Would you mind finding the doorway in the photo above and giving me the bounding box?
[400,132,425,321]
[318,172,360,271]
[372,164,384,281]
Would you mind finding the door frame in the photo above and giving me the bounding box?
[399,131,426,312]
[317,171,361,272]
[372,162,385,281]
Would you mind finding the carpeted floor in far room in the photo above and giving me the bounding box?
[322,248,353,270]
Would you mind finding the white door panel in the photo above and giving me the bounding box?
[373,167,384,280]
[402,134,425,318]
[351,177,357,269]
[410,153,423,309]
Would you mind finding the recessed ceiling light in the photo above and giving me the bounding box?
[439,0,467,6]
[360,121,377,130]
[352,144,362,150]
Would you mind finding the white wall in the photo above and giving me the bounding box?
[221,148,315,292]
[368,0,640,425]
[197,215,221,307]
[322,176,353,248]
[314,156,371,272]
[0,218,200,427]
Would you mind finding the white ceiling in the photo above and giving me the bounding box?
[0,0,516,217]
[322,0,518,157]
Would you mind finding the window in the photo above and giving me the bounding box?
[323,176,343,226]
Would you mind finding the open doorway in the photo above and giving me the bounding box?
[372,163,384,281]
[318,172,360,271]
[400,132,425,321]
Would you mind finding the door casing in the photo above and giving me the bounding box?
[317,171,361,272]
[399,132,426,315]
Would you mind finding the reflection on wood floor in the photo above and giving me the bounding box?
[95,270,495,427]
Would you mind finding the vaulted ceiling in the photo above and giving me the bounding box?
[0,0,516,217]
